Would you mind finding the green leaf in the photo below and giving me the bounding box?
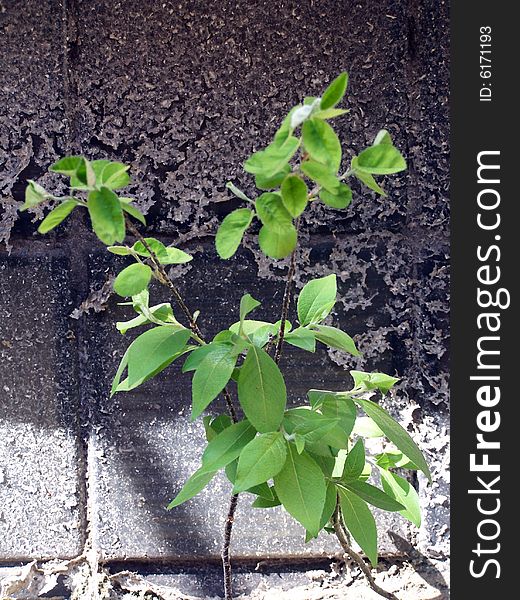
[132,237,167,256]
[216,208,254,259]
[96,161,130,189]
[320,72,349,110]
[311,324,360,355]
[351,370,400,395]
[342,439,365,481]
[352,417,385,438]
[375,450,418,471]
[321,482,338,530]
[252,496,281,508]
[22,180,52,210]
[306,480,337,542]
[116,303,174,334]
[37,199,78,233]
[203,414,233,442]
[379,468,421,527]
[284,409,346,449]
[256,193,293,233]
[229,319,274,347]
[301,160,340,193]
[127,327,191,388]
[255,165,291,190]
[225,181,252,203]
[313,108,349,120]
[121,201,147,225]
[239,294,261,333]
[247,482,277,500]
[70,159,96,189]
[50,156,84,177]
[351,160,387,196]
[302,119,342,172]
[284,327,316,352]
[87,187,126,245]
[113,263,152,297]
[338,487,378,565]
[353,398,431,481]
[319,183,353,209]
[132,238,192,265]
[373,129,393,146]
[111,346,130,397]
[108,246,131,256]
[281,175,308,217]
[233,432,287,492]
[274,445,327,537]
[356,145,406,175]
[273,107,298,146]
[167,468,216,509]
[258,224,297,259]
[91,159,110,180]
[307,389,335,408]
[320,396,357,439]
[244,136,300,178]
[294,434,306,454]
[191,344,237,419]
[297,274,336,326]
[201,420,257,473]
[238,346,287,433]
[161,247,193,264]
[341,480,404,512]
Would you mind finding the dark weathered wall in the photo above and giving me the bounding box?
[0,0,449,595]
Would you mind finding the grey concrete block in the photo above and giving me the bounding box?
[0,251,84,559]
[399,233,449,407]
[0,0,68,247]
[406,0,450,230]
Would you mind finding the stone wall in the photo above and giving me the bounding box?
[0,0,449,597]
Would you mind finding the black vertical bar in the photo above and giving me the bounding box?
[451,2,514,596]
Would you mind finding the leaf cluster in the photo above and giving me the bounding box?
[216,73,406,260]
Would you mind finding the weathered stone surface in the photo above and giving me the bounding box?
[0,250,84,558]
[71,0,411,240]
[407,0,450,231]
[0,0,69,248]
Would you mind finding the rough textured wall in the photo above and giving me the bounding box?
[0,0,449,597]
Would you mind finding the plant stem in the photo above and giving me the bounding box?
[273,218,300,364]
[222,492,239,600]
[273,248,297,364]
[333,499,399,600]
[124,217,240,600]
[223,388,239,423]
[125,218,204,340]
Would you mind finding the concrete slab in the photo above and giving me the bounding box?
[0,251,84,559]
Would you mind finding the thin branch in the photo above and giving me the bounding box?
[273,248,297,364]
[333,499,399,600]
[273,217,300,364]
[223,388,238,423]
[222,493,239,600]
[125,218,204,341]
